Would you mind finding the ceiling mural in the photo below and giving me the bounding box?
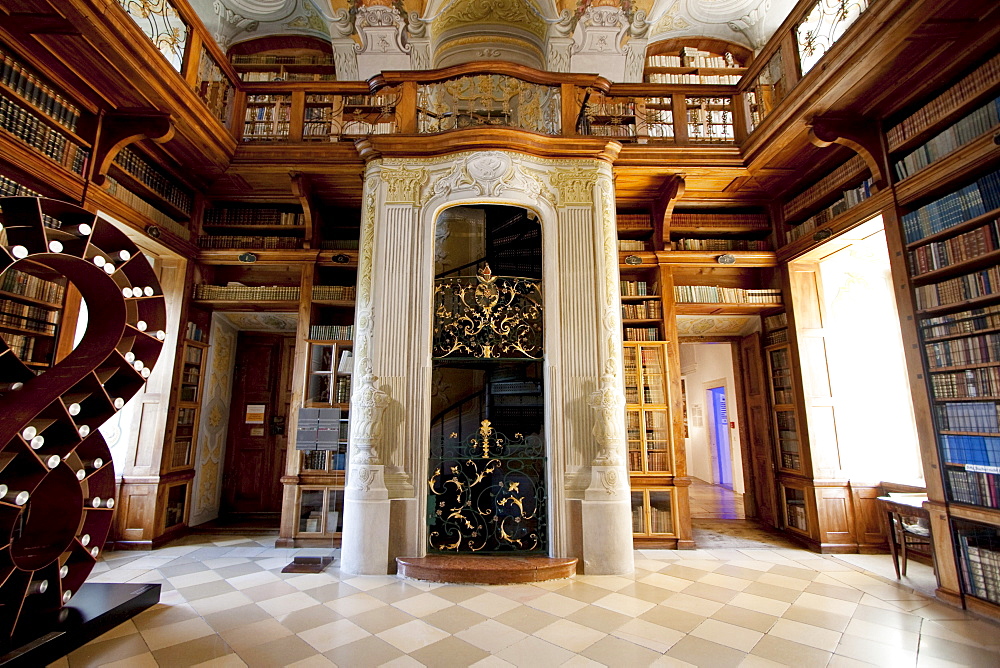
[675,315,759,337]
[219,312,300,332]
[189,0,801,67]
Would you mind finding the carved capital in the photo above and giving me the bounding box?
[551,168,597,206]
[382,166,427,204]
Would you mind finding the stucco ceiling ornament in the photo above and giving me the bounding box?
[649,0,690,34]
[434,0,549,42]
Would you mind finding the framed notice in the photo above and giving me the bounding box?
[245,404,266,424]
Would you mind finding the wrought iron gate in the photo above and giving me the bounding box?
[427,419,546,553]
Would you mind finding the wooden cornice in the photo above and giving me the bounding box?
[354,130,622,163]
[373,61,612,93]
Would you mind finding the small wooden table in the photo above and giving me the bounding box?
[877,495,932,578]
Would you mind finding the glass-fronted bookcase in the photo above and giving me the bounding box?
[624,342,678,540]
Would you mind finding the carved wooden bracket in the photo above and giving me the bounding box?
[290,171,317,250]
[90,110,175,186]
[654,174,686,248]
[807,115,888,190]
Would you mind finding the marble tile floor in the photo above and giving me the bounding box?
[46,532,1000,667]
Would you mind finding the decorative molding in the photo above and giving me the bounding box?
[348,358,391,465]
[588,361,626,466]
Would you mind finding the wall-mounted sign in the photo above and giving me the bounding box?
[245,404,266,424]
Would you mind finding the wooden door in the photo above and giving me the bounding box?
[222,333,295,517]
[738,332,778,527]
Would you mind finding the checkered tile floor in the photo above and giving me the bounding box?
[48,533,1000,667]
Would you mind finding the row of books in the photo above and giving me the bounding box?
[242,122,290,140]
[672,238,770,251]
[244,101,291,121]
[185,320,207,343]
[624,327,661,341]
[648,506,673,533]
[1,268,64,305]
[105,177,191,240]
[934,401,1000,432]
[786,177,874,243]
[0,299,58,334]
[0,45,81,132]
[887,52,1000,151]
[931,367,1000,399]
[960,532,1000,603]
[0,95,88,175]
[764,312,788,331]
[196,235,302,249]
[940,434,1000,467]
[3,331,43,363]
[302,450,347,471]
[674,286,782,304]
[620,280,656,296]
[783,154,867,219]
[671,212,769,230]
[309,325,354,340]
[334,376,351,404]
[922,304,1000,340]
[203,207,304,227]
[925,333,1000,368]
[588,100,636,116]
[785,501,808,531]
[646,73,741,85]
[622,301,662,319]
[318,239,358,250]
[113,148,193,214]
[913,264,1000,311]
[312,285,355,300]
[245,72,335,83]
[893,95,1000,180]
[908,219,1000,275]
[949,470,1000,509]
[184,345,203,366]
[192,285,301,301]
[765,329,788,346]
[0,173,40,197]
[587,124,636,138]
[781,451,801,470]
[618,240,649,251]
[233,54,335,66]
[902,169,1000,243]
[617,213,652,230]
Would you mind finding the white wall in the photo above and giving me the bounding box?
[681,342,745,494]
[188,313,239,526]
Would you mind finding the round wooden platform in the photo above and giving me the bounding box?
[396,556,578,584]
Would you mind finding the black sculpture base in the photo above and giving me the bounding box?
[0,583,160,667]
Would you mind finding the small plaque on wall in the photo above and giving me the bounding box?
[250,427,265,437]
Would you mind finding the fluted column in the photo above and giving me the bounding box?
[580,173,633,574]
